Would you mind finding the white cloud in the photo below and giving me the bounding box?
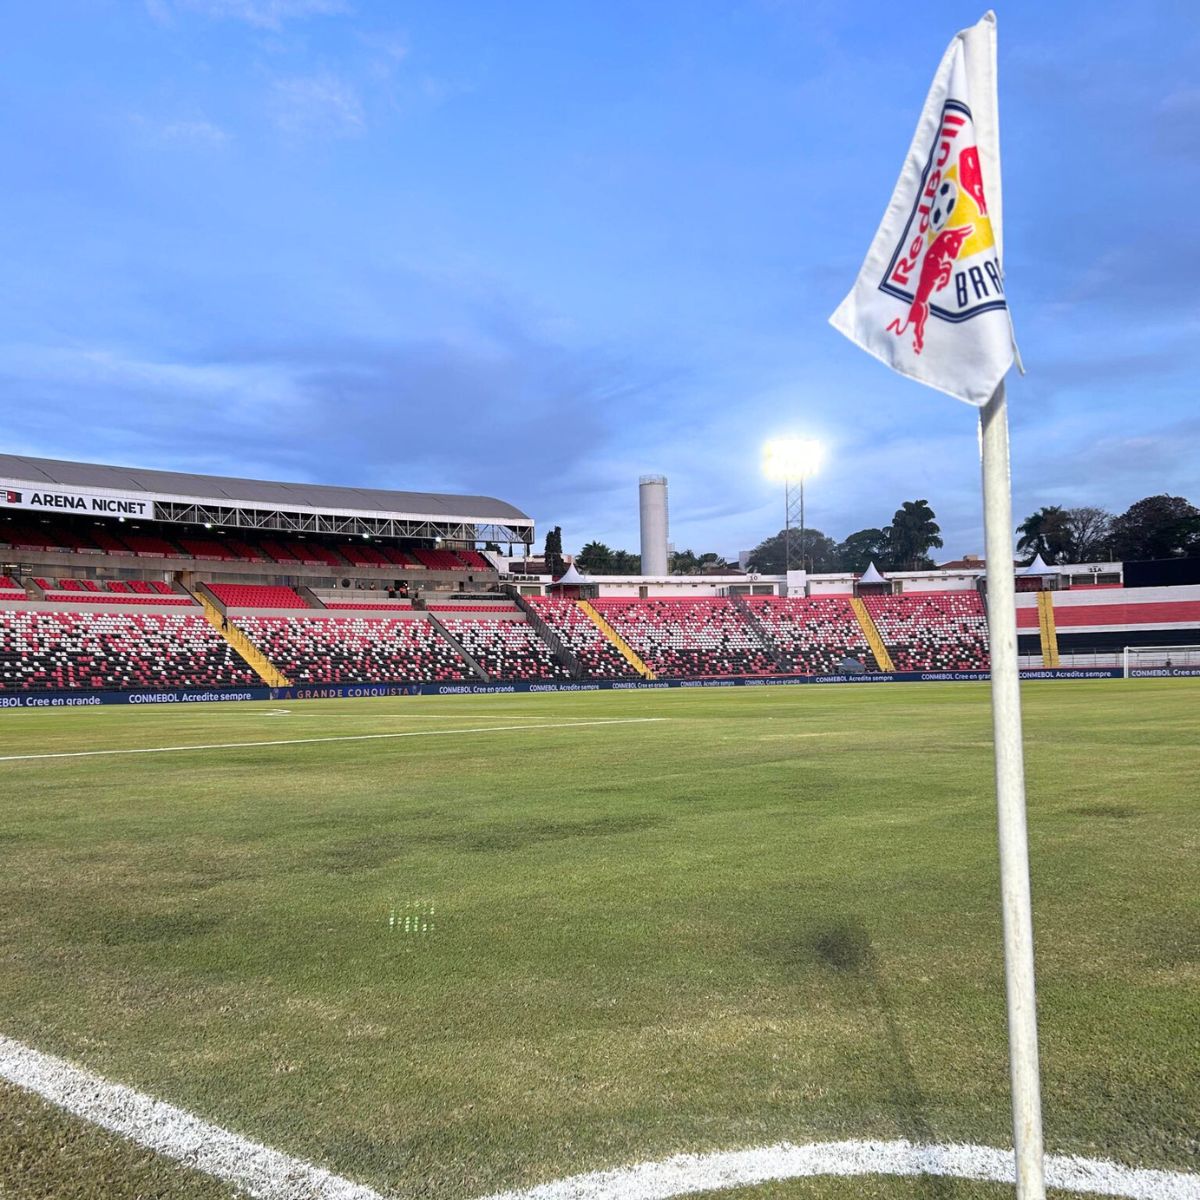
[270,72,365,138]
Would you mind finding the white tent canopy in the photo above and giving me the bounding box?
[858,561,887,584]
[1021,553,1054,576]
[550,562,591,588]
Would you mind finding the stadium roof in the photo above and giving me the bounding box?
[0,454,531,526]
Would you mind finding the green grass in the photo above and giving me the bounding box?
[0,681,1196,1199]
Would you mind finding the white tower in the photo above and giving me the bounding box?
[639,475,669,576]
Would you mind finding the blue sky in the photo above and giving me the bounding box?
[2,0,1197,560]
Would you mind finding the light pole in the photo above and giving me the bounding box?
[764,438,824,573]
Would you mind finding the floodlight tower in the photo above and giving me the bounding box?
[639,475,669,576]
[763,438,824,573]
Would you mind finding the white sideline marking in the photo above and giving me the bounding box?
[0,1033,387,1200]
[1,1031,1197,1200]
[481,1139,1200,1200]
[0,718,668,763]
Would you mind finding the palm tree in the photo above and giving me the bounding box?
[1016,506,1069,562]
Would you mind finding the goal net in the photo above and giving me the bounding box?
[1123,645,1200,677]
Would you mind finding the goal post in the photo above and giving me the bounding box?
[1122,645,1200,678]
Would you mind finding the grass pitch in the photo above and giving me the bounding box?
[0,681,1196,1199]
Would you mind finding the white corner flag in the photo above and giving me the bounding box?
[829,13,1047,1200]
[830,10,1018,406]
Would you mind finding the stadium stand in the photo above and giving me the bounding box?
[440,618,570,680]
[456,550,492,571]
[746,596,878,674]
[590,598,777,678]
[426,602,520,614]
[235,615,474,684]
[206,583,309,610]
[338,543,391,568]
[527,598,641,678]
[120,532,184,557]
[410,547,468,571]
[861,592,990,671]
[0,609,257,691]
[32,577,196,606]
[323,602,414,611]
[177,537,239,561]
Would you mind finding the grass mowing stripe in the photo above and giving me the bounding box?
[0,717,669,762]
[480,1139,1200,1200]
[0,1033,387,1200]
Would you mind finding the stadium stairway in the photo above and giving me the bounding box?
[506,590,584,678]
[1036,591,1060,667]
[577,600,656,679]
[423,614,489,681]
[192,588,292,687]
[730,594,791,672]
[848,596,896,672]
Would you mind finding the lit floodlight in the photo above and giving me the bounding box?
[763,437,823,482]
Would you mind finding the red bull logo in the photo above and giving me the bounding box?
[879,99,1007,355]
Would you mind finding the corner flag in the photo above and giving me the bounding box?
[828,13,1046,1200]
[829,11,1019,406]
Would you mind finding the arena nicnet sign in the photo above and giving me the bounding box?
[1,485,155,519]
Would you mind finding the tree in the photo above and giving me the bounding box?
[1110,495,1200,560]
[483,541,500,553]
[1016,505,1071,562]
[610,549,641,574]
[670,549,731,575]
[543,526,565,578]
[746,528,838,574]
[835,528,890,574]
[886,500,943,571]
[576,541,614,573]
[1060,507,1113,562]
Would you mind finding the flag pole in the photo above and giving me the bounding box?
[979,378,1046,1200]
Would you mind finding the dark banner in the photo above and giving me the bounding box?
[0,669,1137,708]
[0,687,272,709]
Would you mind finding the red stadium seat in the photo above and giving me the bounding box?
[861,592,990,672]
[589,597,776,678]
[0,609,256,691]
[234,615,473,684]
[206,583,309,609]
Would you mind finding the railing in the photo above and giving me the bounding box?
[503,587,584,679]
[729,594,791,672]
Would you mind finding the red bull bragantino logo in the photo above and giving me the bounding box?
[878,99,1007,355]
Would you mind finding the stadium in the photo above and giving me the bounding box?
[4,6,1199,1200]
[2,453,1198,702]
[1,450,1198,1200]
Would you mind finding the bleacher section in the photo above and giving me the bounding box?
[0,610,256,691]
[861,592,990,672]
[591,598,777,678]
[746,596,878,674]
[206,583,309,609]
[440,618,569,680]
[0,512,499,581]
[411,548,468,571]
[527,598,641,678]
[234,616,473,684]
[32,577,196,606]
